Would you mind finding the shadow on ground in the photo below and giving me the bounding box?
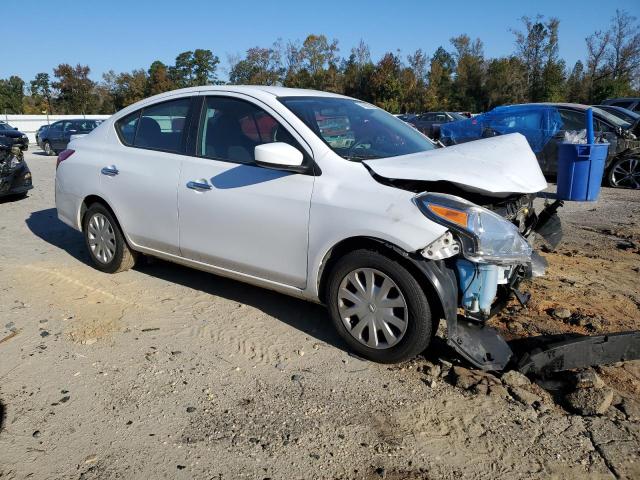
[26,208,87,261]
[0,398,5,433]
[26,208,346,351]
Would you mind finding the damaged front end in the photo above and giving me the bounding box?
[0,143,32,198]
[414,192,562,370]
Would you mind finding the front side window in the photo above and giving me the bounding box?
[558,109,586,131]
[279,96,435,161]
[199,96,301,164]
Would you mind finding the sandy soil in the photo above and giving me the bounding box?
[0,151,639,479]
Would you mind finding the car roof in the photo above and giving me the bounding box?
[111,85,353,120]
[156,85,347,99]
[505,102,594,110]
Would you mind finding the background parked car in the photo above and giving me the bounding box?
[440,103,640,189]
[395,113,418,123]
[407,112,467,138]
[35,124,50,148]
[39,119,101,155]
[602,97,640,112]
[595,105,640,124]
[0,121,29,150]
[0,138,32,198]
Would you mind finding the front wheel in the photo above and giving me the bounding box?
[326,249,434,363]
[83,204,137,273]
[607,157,640,189]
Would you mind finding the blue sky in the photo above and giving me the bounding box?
[2,0,639,83]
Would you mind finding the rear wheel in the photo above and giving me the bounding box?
[83,204,137,273]
[326,249,434,363]
[607,157,640,189]
[43,141,54,156]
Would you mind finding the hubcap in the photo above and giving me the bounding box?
[611,158,640,189]
[337,268,408,349]
[87,213,116,264]
[44,143,51,154]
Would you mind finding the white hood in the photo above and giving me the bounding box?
[363,133,547,196]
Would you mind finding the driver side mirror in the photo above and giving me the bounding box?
[254,142,305,171]
[13,127,18,130]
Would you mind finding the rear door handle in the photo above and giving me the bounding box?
[101,166,119,176]
[186,180,212,191]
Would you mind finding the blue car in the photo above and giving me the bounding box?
[440,103,640,188]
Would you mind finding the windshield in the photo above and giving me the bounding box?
[0,123,12,131]
[599,106,639,123]
[591,107,632,129]
[450,112,467,120]
[279,96,436,160]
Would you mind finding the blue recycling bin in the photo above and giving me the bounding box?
[556,143,609,201]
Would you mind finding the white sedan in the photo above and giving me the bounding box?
[55,86,547,366]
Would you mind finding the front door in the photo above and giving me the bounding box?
[178,95,314,288]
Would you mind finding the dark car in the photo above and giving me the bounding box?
[35,124,50,147]
[407,111,467,138]
[602,97,640,113]
[0,139,32,198]
[595,105,640,124]
[440,103,640,189]
[395,113,418,123]
[0,122,29,150]
[39,119,101,155]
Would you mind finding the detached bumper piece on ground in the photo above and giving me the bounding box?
[442,199,640,375]
[0,143,32,198]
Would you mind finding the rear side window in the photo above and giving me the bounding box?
[135,98,190,153]
[115,98,191,152]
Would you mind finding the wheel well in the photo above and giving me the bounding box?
[80,195,120,232]
[317,236,446,323]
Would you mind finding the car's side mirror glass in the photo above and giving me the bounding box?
[254,142,304,171]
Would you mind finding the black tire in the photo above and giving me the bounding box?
[326,249,433,363]
[607,156,640,189]
[82,203,137,273]
[43,141,54,156]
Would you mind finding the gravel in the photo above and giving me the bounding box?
[0,151,638,479]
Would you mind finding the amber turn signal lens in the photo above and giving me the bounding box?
[427,204,469,228]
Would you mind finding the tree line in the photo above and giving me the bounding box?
[1,10,638,116]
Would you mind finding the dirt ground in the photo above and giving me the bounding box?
[1,151,639,479]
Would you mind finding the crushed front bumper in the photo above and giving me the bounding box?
[0,162,33,197]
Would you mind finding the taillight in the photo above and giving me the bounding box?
[56,149,75,169]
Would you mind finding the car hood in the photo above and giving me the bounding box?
[363,133,547,197]
[0,130,26,139]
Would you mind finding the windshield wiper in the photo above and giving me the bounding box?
[343,153,380,161]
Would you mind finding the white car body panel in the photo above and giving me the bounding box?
[363,133,547,196]
[178,155,314,288]
[55,85,545,303]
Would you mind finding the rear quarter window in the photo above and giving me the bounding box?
[116,111,141,146]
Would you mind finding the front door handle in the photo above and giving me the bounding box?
[186,180,212,191]
[101,166,119,176]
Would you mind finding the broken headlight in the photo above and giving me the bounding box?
[415,192,532,265]
[9,146,23,168]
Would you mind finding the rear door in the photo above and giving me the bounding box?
[178,94,314,288]
[101,96,195,255]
